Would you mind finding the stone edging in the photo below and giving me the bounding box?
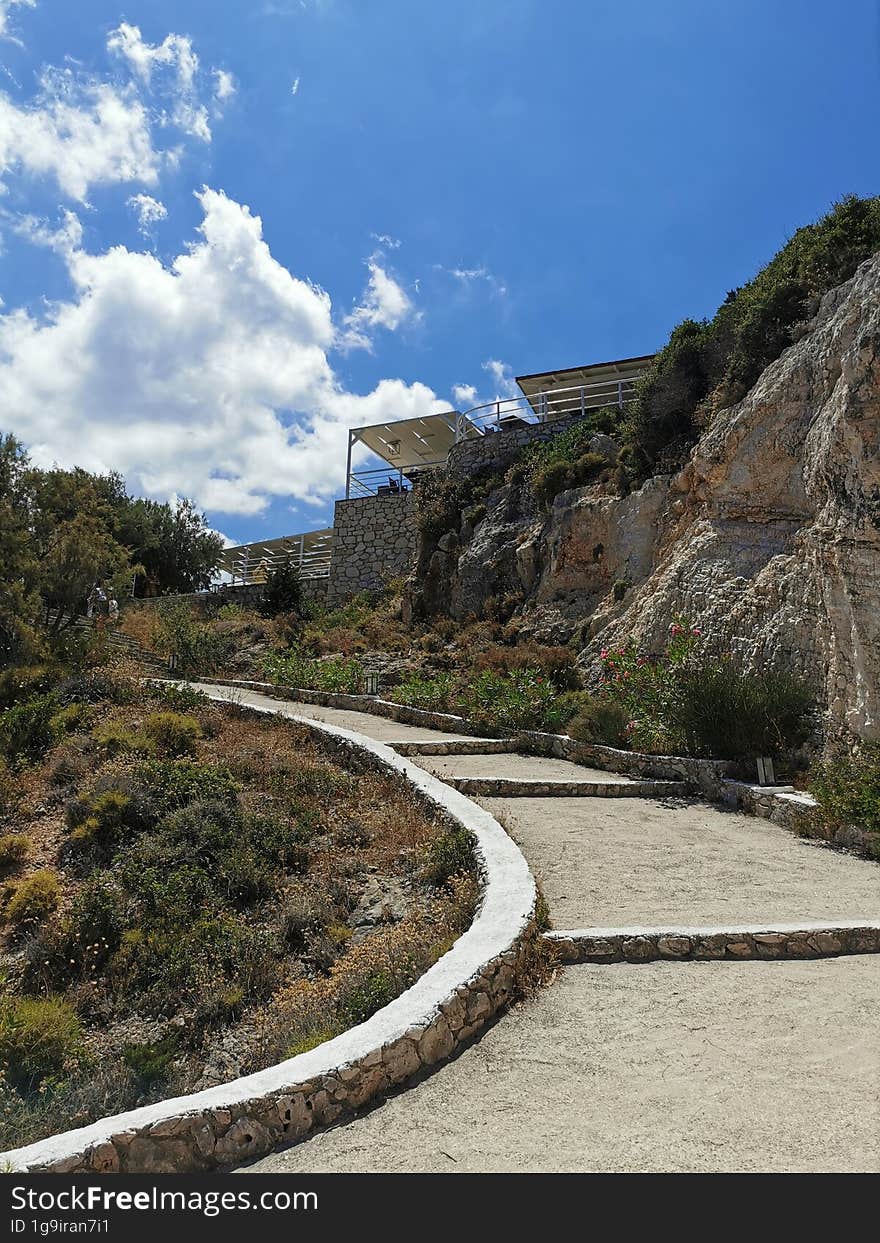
[546,921,880,964]
[2,692,537,1174]
[203,682,869,855]
[444,776,688,799]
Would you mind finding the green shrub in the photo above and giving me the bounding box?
[595,624,814,759]
[810,743,880,855]
[154,602,234,675]
[421,827,475,887]
[122,1034,179,1088]
[622,195,880,478]
[140,712,202,756]
[50,702,93,735]
[4,869,61,926]
[0,994,83,1092]
[338,969,397,1026]
[669,665,814,760]
[67,790,139,851]
[68,876,127,956]
[133,759,239,820]
[90,720,154,758]
[459,668,571,734]
[144,681,205,712]
[392,671,456,712]
[260,559,304,618]
[0,694,60,765]
[262,648,364,694]
[567,698,631,748]
[0,666,55,710]
[0,833,30,869]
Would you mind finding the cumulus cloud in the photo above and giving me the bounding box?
[0,0,34,43]
[0,188,446,516]
[452,382,477,408]
[0,24,231,201]
[12,206,83,255]
[290,76,300,96]
[340,259,416,351]
[0,68,159,201]
[127,192,167,236]
[107,22,213,142]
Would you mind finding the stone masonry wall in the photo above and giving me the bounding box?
[445,411,594,480]
[327,492,417,605]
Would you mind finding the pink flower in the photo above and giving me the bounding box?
[600,649,608,659]
[692,627,702,636]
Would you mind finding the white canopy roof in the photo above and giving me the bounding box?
[351,411,460,471]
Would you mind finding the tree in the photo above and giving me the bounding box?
[259,559,304,618]
[39,514,133,632]
[0,435,41,665]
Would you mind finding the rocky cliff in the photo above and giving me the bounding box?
[410,253,880,742]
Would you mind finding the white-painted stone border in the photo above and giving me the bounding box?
[203,681,877,857]
[3,687,537,1174]
[547,921,880,963]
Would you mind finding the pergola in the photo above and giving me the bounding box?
[514,353,654,420]
[218,527,334,584]
[344,411,460,498]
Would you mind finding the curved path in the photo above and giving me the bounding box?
[195,685,880,1173]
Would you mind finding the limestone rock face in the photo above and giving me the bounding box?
[582,252,880,741]
[414,252,880,740]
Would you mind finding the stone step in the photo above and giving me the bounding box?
[391,738,519,757]
[545,920,880,964]
[444,776,688,799]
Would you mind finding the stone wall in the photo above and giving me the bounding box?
[326,492,417,604]
[446,412,593,480]
[547,921,880,964]
[126,578,329,615]
[3,693,537,1174]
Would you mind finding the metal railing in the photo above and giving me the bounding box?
[345,464,440,500]
[454,376,639,440]
[223,536,333,585]
[345,376,641,497]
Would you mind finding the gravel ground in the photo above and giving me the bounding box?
[412,752,636,782]
[239,957,880,1174]
[195,683,478,743]
[484,795,880,928]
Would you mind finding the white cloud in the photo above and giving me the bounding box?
[437,262,507,297]
[291,76,300,96]
[12,206,82,255]
[107,23,212,142]
[0,188,446,516]
[0,68,160,201]
[340,259,416,351]
[452,382,477,408]
[0,0,34,44]
[127,192,167,236]
[0,23,231,202]
[213,69,236,104]
[482,357,518,398]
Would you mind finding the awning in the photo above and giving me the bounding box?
[351,411,460,471]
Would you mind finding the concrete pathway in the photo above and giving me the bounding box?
[195,684,880,1173]
[242,958,880,1173]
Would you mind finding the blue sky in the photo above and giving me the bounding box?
[0,0,878,546]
